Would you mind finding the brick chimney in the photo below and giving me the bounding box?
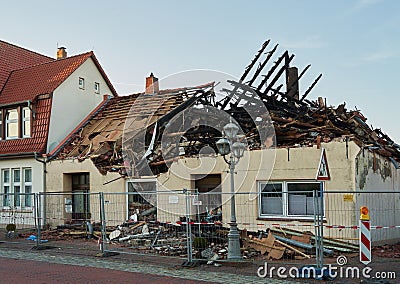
[57,47,67,60]
[145,73,159,94]
[286,67,299,100]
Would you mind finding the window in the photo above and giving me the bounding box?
[127,180,156,220]
[22,107,31,137]
[258,181,322,219]
[24,168,32,207]
[1,167,32,209]
[79,77,85,89]
[0,110,2,140]
[94,82,100,94]
[5,109,18,139]
[13,169,21,207]
[260,182,283,215]
[2,169,10,207]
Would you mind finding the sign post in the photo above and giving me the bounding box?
[315,148,330,270]
[359,206,371,265]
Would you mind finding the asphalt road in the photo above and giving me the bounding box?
[0,257,213,284]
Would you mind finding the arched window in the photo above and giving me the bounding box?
[5,109,18,139]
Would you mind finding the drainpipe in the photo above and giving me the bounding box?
[35,153,47,229]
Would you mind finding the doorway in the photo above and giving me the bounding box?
[193,174,222,222]
[71,173,90,221]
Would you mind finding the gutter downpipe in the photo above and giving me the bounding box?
[35,153,47,230]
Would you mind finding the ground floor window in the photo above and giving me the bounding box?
[1,167,33,209]
[258,181,323,219]
[127,179,156,221]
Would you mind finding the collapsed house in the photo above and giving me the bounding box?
[46,39,400,244]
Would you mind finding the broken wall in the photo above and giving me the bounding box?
[355,149,400,243]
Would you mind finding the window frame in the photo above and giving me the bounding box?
[2,169,11,207]
[0,109,2,140]
[22,107,31,138]
[258,180,324,220]
[13,168,21,208]
[23,168,32,208]
[94,82,100,94]
[79,77,85,89]
[1,167,33,210]
[5,108,19,139]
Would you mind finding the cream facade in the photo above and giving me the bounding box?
[156,140,400,243]
[45,159,125,227]
[0,157,42,226]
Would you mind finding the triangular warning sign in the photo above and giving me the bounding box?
[316,148,330,181]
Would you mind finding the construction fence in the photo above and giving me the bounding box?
[0,190,399,263]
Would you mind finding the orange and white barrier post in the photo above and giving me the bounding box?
[359,206,371,265]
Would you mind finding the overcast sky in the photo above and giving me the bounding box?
[1,0,399,142]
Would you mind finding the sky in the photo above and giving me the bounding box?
[1,0,399,142]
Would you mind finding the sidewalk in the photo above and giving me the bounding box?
[0,245,297,284]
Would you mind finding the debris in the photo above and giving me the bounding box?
[26,235,49,243]
[201,248,220,265]
[274,239,311,259]
[109,230,121,240]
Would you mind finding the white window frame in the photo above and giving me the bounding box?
[94,82,100,94]
[1,167,33,210]
[0,109,2,140]
[13,169,21,208]
[22,107,31,138]
[2,169,11,208]
[79,77,85,89]
[5,109,18,139]
[258,180,324,220]
[24,168,32,208]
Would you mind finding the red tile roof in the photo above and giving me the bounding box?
[0,52,93,105]
[0,40,53,92]
[0,40,118,156]
[0,96,52,155]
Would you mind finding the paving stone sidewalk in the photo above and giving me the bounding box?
[0,247,300,283]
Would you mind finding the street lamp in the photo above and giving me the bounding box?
[216,120,245,260]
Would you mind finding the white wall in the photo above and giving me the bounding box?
[0,157,43,227]
[0,157,43,195]
[47,58,113,153]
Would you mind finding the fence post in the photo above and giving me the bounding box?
[313,190,319,266]
[313,188,324,269]
[35,193,41,248]
[99,192,107,254]
[185,189,193,264]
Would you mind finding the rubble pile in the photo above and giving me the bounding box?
[372,243,400,258]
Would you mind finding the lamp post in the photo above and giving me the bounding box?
[216,120,245,260]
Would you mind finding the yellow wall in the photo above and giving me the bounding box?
[46,159,126,227]
[156,140,360,240]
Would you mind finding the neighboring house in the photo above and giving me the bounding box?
[0,40,117,225]
[45,74,215,226]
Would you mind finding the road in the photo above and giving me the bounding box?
[0,257,213,284]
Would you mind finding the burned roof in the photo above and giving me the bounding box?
[54,39,400,176]
[53,82,215,175]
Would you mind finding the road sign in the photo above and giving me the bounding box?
[316,148,330,181]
